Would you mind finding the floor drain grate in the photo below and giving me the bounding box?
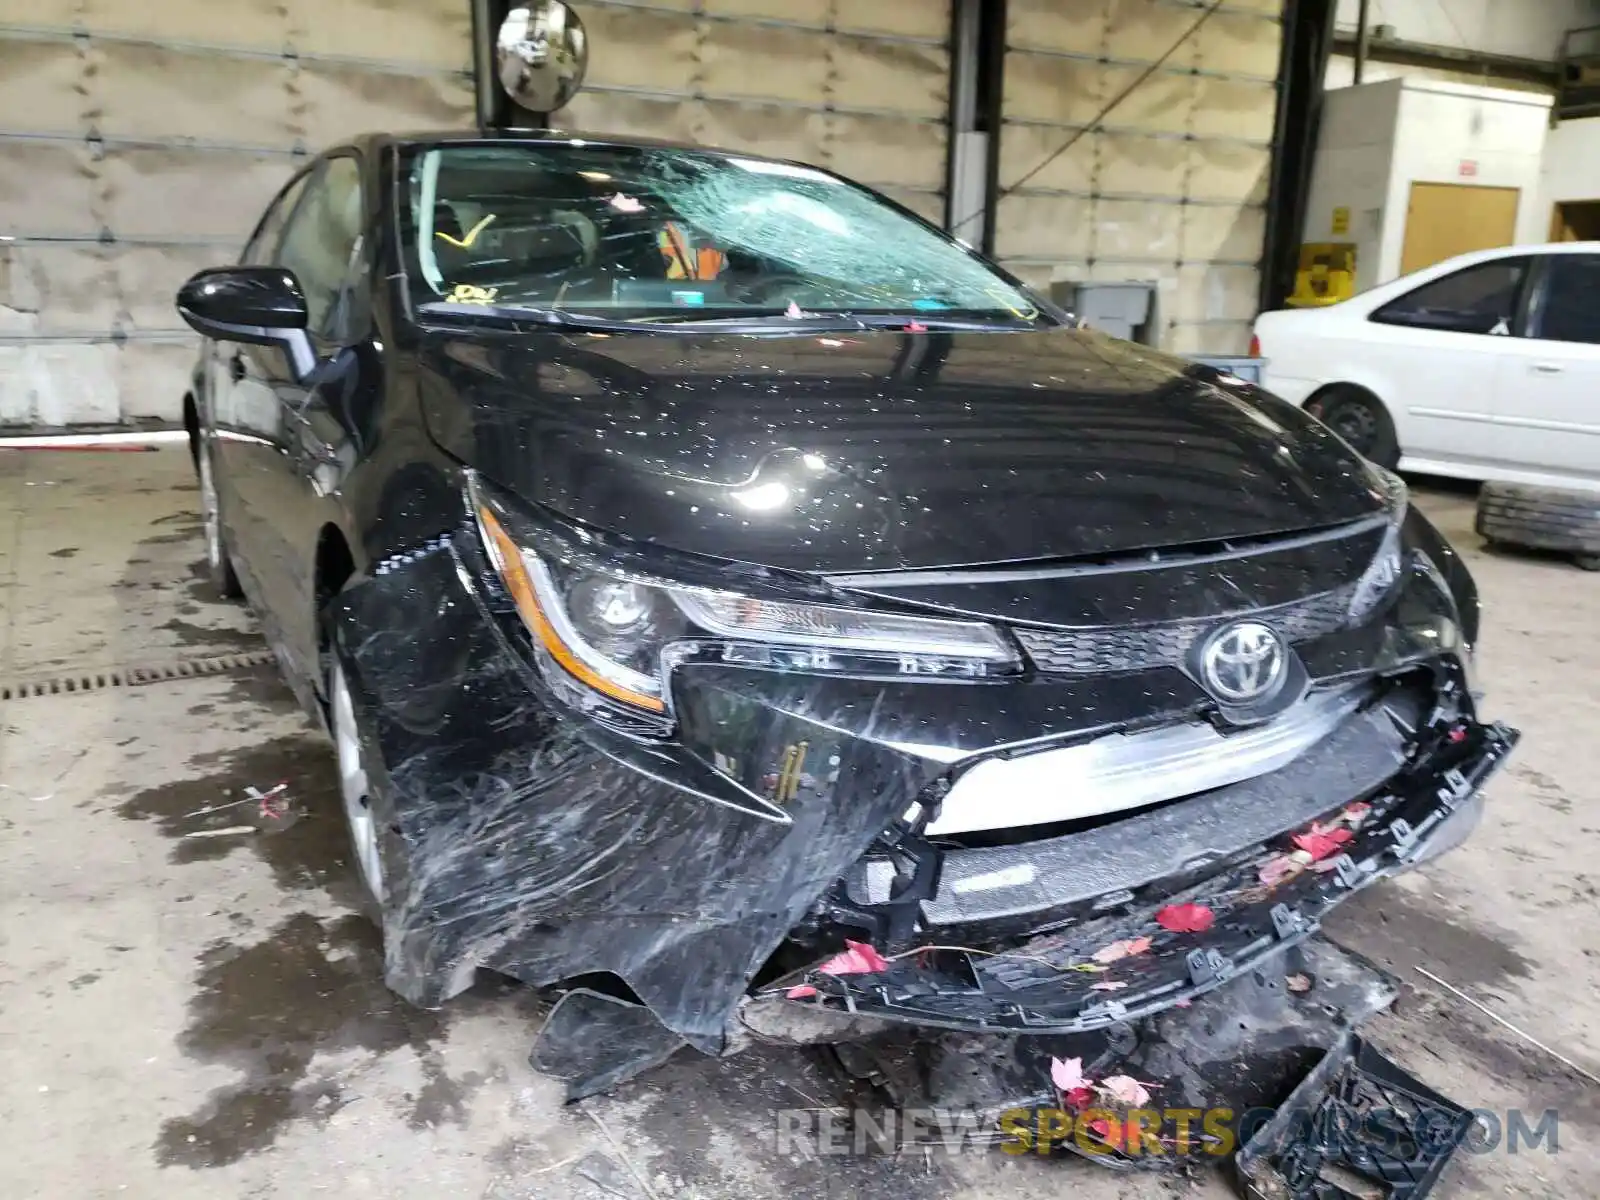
[2,649,277,701]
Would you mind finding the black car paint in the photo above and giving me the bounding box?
[418,320,1387,575]
[185,133,1510,1070]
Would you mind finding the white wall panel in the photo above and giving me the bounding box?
[0,0,474,425]
[558,0,949,202]
[75,0,290,45]
[996,0,1284,354]
[88,45,298,142]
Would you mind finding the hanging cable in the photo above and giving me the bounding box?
[950,0,1229,239]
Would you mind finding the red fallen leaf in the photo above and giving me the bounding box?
[1091,936,1152,964]
[905,320,928,333]
[1292,826,1354,862]
[785,939,889,999]
[1341,801,1372,825]
[1063,1086,1096,1112]
[819,939,889,976]
[1259,854,1303,887]
[1050,1056,1089,1091]
[1156,902,1215,934]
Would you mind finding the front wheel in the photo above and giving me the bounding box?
[329,658,386,909]
[1307,386,1400,470]
[197,436,244,599]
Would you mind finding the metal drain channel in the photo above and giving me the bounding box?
[2,649,277,701]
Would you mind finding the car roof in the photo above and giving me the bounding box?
[1436,240,1600,265]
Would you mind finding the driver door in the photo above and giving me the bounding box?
[228,154,367,681]
[210,167,313,600]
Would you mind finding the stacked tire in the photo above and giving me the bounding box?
[1475,482,1600,571]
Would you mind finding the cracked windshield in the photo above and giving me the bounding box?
[404,142,1043,323]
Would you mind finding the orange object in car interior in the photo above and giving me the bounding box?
[659,222,725,280]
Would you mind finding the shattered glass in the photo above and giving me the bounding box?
[402,143,1042,319]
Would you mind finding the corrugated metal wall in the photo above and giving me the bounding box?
[0,0,476,426]
[556,1,952,225]
[996,0,1284,354]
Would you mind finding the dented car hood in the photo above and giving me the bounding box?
[416,323,1387,573]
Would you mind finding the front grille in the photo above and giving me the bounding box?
[1014,583,1357,675]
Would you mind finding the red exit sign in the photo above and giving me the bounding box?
[1459,159,1479,177]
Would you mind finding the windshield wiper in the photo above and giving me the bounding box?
[641,310,1043,332]
[417,301,1046,335]
[416,301,653,333]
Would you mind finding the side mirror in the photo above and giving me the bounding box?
[176,266,315,380]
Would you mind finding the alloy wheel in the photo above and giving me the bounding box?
[1326,400,1379,455]
[330,662,385,903]
[198,441,223,572]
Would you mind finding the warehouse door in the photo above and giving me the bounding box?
[992,0,1285,355]
[0,0,476,427]
[1400,183,1520,277]
[555,0,951,227]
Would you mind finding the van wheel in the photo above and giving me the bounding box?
[1308,386,1399,470]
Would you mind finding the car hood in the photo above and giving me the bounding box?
[418,324,1386,574]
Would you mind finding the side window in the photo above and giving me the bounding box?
[242,172,311,266]
[274,155,366,341]
[1370,258,1529,335]
[1531,254,1600,345]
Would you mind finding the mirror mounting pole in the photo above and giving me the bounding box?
[470,0,512,133]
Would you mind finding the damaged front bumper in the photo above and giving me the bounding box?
[747,711,1515,1037]
[331,519,1518,1064]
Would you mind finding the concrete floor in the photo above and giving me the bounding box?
[0,445,1595,1200]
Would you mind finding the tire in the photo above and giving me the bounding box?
[1475,482,1600,563]
[196,435,244,599]
[328,656,387,916]
[1307,386,1400,470]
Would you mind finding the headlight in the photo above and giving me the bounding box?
[475,500,684,713]
[671,592,1016,663]
[471,480,1019,719]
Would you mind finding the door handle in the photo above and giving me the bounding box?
[228,353,246,382]
[1531,362,1564,375]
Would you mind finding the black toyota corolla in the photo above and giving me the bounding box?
[177,131,1517,1096]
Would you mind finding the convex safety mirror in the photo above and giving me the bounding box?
[497,1,588,113]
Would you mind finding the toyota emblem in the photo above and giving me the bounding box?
[1199,621,1287,705]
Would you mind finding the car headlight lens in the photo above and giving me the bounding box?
[671,591,1016,662]
[472,484,1019,717]
[476,500,681,713]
